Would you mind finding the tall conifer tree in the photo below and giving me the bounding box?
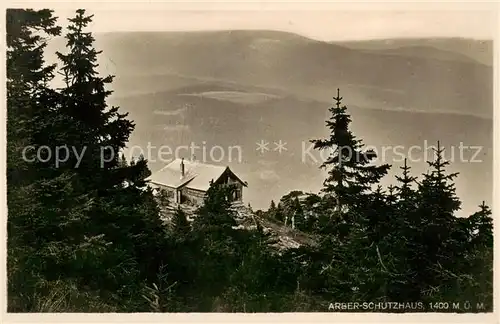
[412,142,464,301]
[311,89,390,213]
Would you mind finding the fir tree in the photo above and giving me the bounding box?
[384,158,421,301]
[395,158,417,201]
[189,182,240,309]
[172,207,190,236]
[5,9,80,311]
[411,142,464,302]
[8,9,169,311]
[464,202,493,309]
[311,89,390,212]
[56,9,135,180]
[192,181,237,230]
[468,202,493,248]
[309,89,392,289]
[6,9,61,186]
[418,142,461,216]
[386,185,398,205]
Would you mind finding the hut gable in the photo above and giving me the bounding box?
[148,158,247,204]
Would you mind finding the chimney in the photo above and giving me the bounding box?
[180,158,185,178]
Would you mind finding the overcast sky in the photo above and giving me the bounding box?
[53,4,496,41]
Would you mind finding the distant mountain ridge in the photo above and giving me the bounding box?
[97,31,492,119]
[332,37,493,66]
[46,30,492,119]
[44,30,493,215]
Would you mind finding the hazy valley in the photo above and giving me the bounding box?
[46,30,493,215]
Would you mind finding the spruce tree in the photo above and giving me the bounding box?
[418,142,461,215]
[6,9,145,311]
[6,9,61,186]
[189,182,239,307]
[395,158,417,201]
[192,181,237,230]
[6,9,82,311]
[412,142,464,302]
[462,202,493,309]
[311,89,390,213]
[375,159,420,301]
[8,9,170,311]
[468,201,493,248]
[172,207,191,236]
[58,8,170,295]
[56,9,134,181]
[223,220,279,311]
[309,90,391,291]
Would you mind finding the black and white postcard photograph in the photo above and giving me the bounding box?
[2,1,498,321]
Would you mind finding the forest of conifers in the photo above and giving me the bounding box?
[6,9,493,312]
